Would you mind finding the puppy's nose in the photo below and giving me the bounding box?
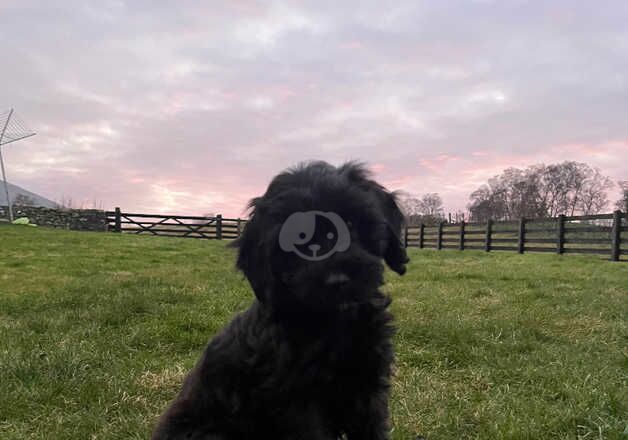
[308,244,321,254]
[324,272,350,286]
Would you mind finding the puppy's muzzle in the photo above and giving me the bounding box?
[324,272,351,286]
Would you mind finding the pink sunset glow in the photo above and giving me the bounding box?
[1,1,627,217]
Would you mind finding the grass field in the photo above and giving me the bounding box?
[0,225,626,439]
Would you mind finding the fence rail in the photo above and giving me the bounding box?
[105,208,245,240]
[405,210,627,261]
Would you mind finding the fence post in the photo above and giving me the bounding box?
[236,218,242,238]
[485,219,492,252]
[611,210,621,261]
[419,223,424,249]
[404,224,409,248]
[557,214,565,255]
[459,220,465,251]
[216,214,223,240]
[517,217,526,254]
[114,207,121,233]
[437,221,443,250]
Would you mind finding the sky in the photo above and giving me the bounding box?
[1,0,627,217]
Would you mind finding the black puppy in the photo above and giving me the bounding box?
[152,161,409,439]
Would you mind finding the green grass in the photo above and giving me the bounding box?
[0,225,626,439]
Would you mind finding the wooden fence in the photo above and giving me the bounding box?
[404,211,627,261]
[105,208,244,240]
[106,208,626,261]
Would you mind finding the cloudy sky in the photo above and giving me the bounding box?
[1,1,627,217]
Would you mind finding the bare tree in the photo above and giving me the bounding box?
[56,195,73,210]
[535,162,611,216]
[13,194,35,207]
[468,168,543,221]
[535,163,566,217]
[451,210,466,223]
[398,195,422,218]
[398,192,445,225]
[418,193,444,218]
[91,199,104,210]
[576,169,613,215]
[468,184,504,222]
[616,181,628,212]
[468,161,613,221]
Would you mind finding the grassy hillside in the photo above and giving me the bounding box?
[0,225,626,439]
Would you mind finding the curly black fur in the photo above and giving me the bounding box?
[152,161,409,440]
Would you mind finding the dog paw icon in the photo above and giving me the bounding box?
[279,211,350,261]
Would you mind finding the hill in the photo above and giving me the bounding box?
[0,181,57,208]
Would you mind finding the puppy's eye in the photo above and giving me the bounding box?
[299,232,306,239]
[326,232,334,239]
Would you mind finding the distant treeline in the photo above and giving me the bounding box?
[400,161,627,225]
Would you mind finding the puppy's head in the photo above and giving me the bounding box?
[230,161,409,310]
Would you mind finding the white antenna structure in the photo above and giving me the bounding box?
[0,109,36,222]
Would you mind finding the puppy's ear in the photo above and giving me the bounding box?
[339,161,410,274]
[229,199,275,302]
[381,191,410,275]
